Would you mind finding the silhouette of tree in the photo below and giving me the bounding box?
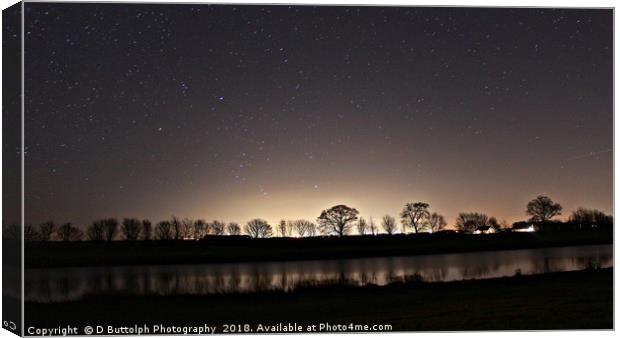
[103,218,119,242]
[455,212,489,234]
[142,220,152,240]
[277,220,294,237]
[244,219,273,238]
[25,224,39,242]
[368,217,378,235]
[170,216,182,240]
[209,220,226,236]
[58,223,83,241]
[307,221,318,237]
[317,205,359,237]
[193,219,207,238]
[87,220,105,241]
[382,215,398,235]
[429,212,447,233]
[569,208,613,229]
[38,221,56,242]
[121,218,142,241]
[400,202,430,233]
[526,195,562,222]
[182,218,194,239]
[488,217,501,232]
[156,221,173,240]
[226,222,241,235]
[293,219,314,237]
[356,217,369,235]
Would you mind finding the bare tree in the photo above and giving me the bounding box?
[103,218,119,242]
[193,219,206,239]
[181,218,194,239]
[382,215,398,235]
[121,218,142,241]
[156,221,173,240]
[368,217,378,235]
[226,222,241,235]
[526,196,562,222]
[209,220,226,236]
[293,219,314,237]
[58,223,83,241]
[170,216,182,240]
[400,202,430,233]
[429,212,447,233]
[317,205,359,237]
[244,219,273,238]
[38,221,56,242]
[455,212,489,234]
[87,220,105,241]
[142,220,152,240]
[356,217,369,235]
[277,220,294,237]
[306,221,317,237]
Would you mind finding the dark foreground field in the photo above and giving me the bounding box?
[26,268,612,332]
[25,230,611,267]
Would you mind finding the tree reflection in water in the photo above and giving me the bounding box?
[25,245,613,302]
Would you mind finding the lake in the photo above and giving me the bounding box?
[25,244,612,302]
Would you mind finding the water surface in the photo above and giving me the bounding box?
[25,244,612,302]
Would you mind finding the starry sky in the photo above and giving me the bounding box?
[20,4,612,228]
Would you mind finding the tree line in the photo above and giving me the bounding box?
[14,195,612,242]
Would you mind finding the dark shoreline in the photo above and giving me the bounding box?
[25,231,612,268]
[25,268,613,331]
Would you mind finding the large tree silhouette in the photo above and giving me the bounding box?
[244,219,273,238]
[526,195,562,222]
[317,205,359,237]
[400,202,430,233]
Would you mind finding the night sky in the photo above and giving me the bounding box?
[22,4,612,228]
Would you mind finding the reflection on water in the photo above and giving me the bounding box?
[25,245,612,302]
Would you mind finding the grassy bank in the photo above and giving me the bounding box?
[25,230,611,268]
[26,268,613,331]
